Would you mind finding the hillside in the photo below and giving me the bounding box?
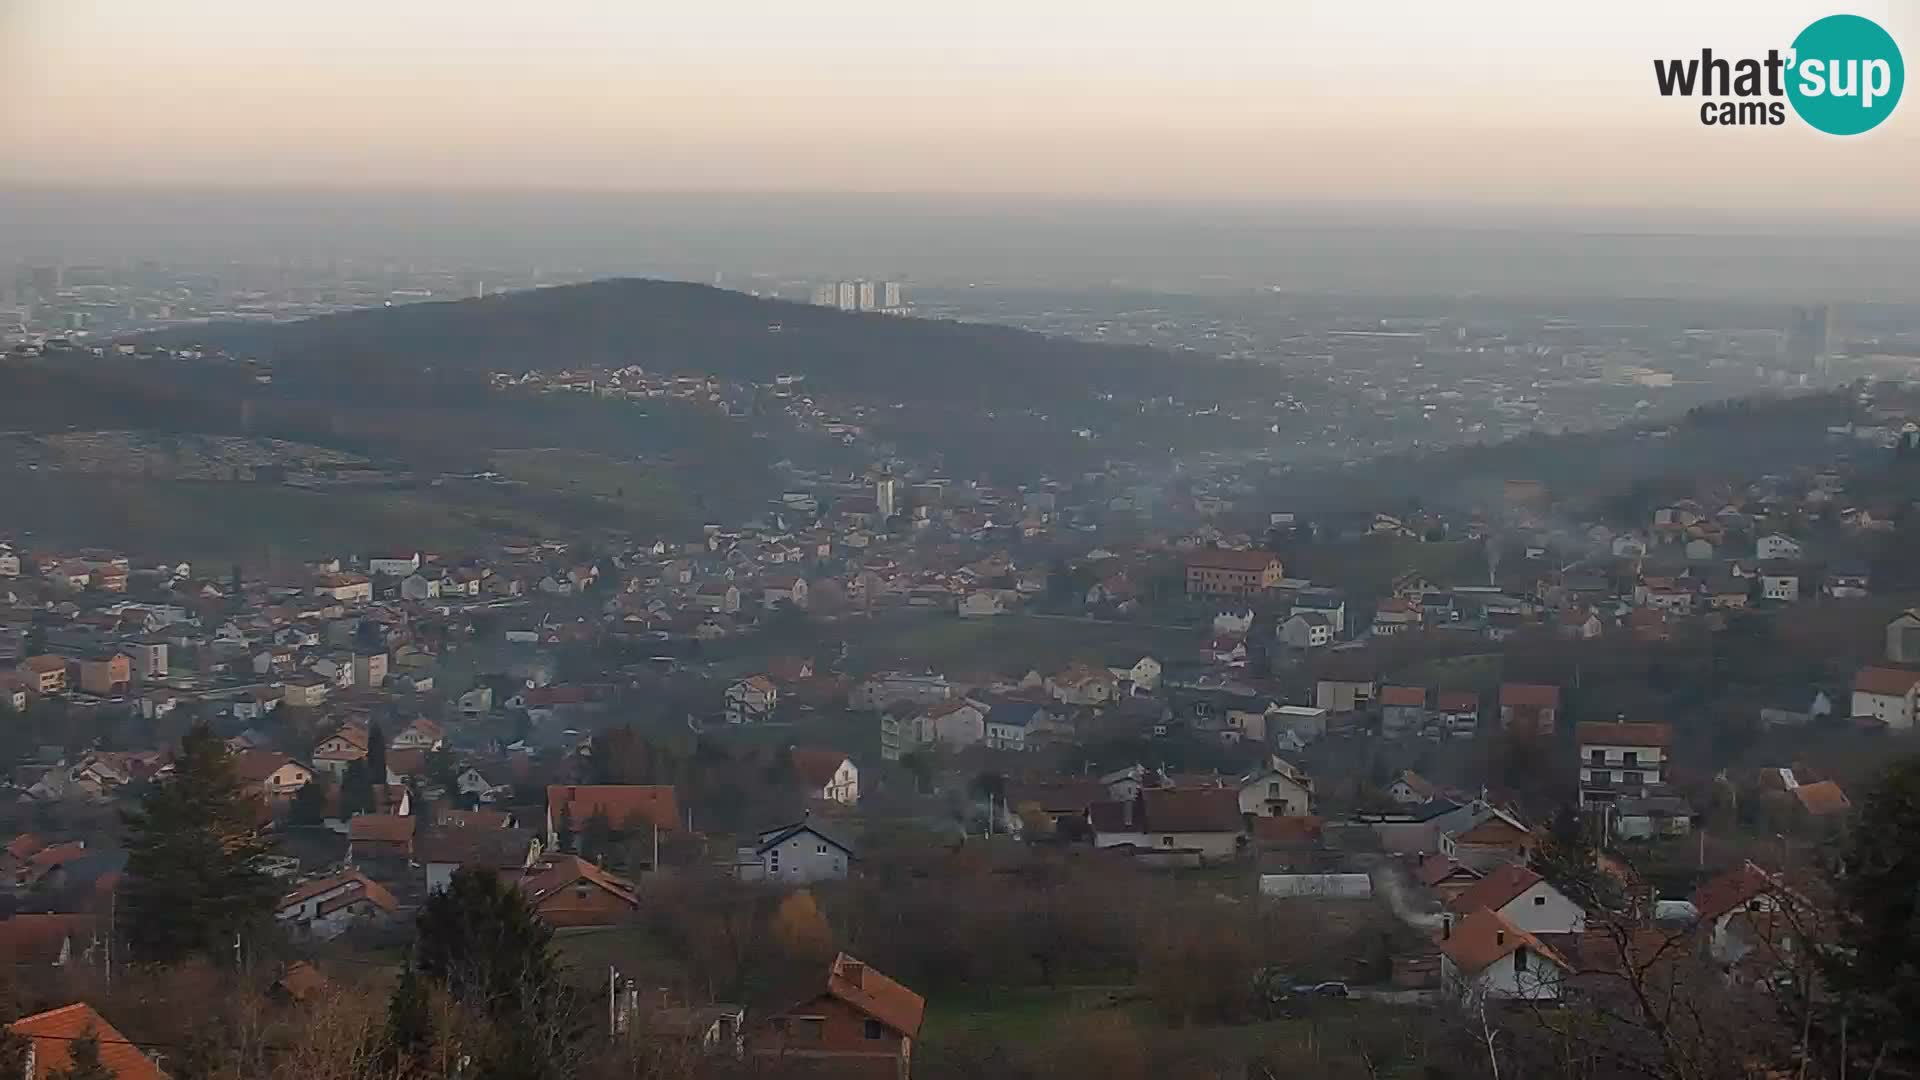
[140,278,1255,405]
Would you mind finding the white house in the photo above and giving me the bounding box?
[725,676,779,725]
[368,552,422,577]
[1212,608,1255,637]
[1576,721,1672,806]
[1279,612,1333,649]
[1759,570,1800,602]
[1045,666,1117,707]
[275,871,399,940]
[459,686,495,716]
[1755,534,1803,561]
[1444,864,1585,936]
[1438,908,1571,1004]
[1125,656,1162,694]
[792,749,859,805]
[957,590,1011,618]
[924,700,987,749]
[737,820,854,884]
[1852,667,1920,730]
[1237,760,1314,817]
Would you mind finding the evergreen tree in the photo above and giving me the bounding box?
[383,964,439,1079]
[339,759,373,817]
[289,779,329,827]
[121,723,275,965]
[49,1025,114,1080]
[367,721,388,786]
[582,809,615,861]
[414,867,584,1080]
[1833,754,1920,1067]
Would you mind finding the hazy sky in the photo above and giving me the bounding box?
[5,0,1919,219]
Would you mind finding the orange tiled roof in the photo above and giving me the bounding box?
[1792,780,1850,817]
[1445,863,1544,915]
[1437,907,1570,975]
[826,953,925,1038]
[546,785,679,832]
[10,1003,166,1080]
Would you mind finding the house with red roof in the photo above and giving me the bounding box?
[511,854,639,928]
[1437,908,1571,1003]
[10,1002,167,1080]
[757,953,925,1078]
[275,870,399,941]
[1498,683,1560,735]
[1576,721,1672,807]
[544,785,680,849]
[1444,863,1585,937]
[792,748,859,806]
[1851,666,1920,730]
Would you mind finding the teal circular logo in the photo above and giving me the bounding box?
[1787,14,1904,135]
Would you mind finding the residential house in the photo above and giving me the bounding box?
[1378,685,1428,737]
[850,672,952,711]
[1371,598,1420,637]
[232,751,314,800]
[1125,656,1162,693]
[456,765,514,804]
[755,954,924,1078]
[1090,788,1248,861]
[1690,861,1805,973]
[1289,588,1347,635]
[1045,666,1117,707]
[312,573,373,604]
[957,590,1011,618]
[390,718,445,751]
[922,700,986,750]
[1577,721,1672,806]
[1498,683,1560,736]
[792,748,859,805]
[458,686,495,716]
[1436,691,1480,738]
[983,701,1061,752]
[419,824,541,894]
[367,553,422,577]
[311,724,370,778]
[512,855,640,928]
[1416,853,1484,902]
[353,652,388,689]
[1755,534,1803,561]
[1389,769,1438,805]
[1791,779,1850,820]
[1211,608,1255,637]
[348,814,417,866]
[545,785,680,849]
[1611,794,1695,840]
[725,676,780,725]
[1886,609,1920,664]
[10,1003,168,1080]
[1314,676,1375,714]
[1851,666,1920,730]
[1825,562,1871,598]
[738,820,855,884]
[75,654,131,697]
[1184,550,1284,597]
[283,678,329,708]
[1237,759,1314,817]
[1758,565,1800,603]
[276,870,400,940]
[1445,864,1586,936]
[1437,908,1571,1003]
[17,656,68,696]
[1279,612,1333,649]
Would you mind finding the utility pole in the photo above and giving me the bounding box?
[608,965,617,1039]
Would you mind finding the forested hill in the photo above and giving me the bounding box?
[140,278,1255,403]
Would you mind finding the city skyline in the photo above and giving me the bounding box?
[5,1,1919,221]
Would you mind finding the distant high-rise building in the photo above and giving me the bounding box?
[1787,304,1831,372]
[836,281,859,311]
[810,283,837,307]
[857,281,877,311]
[876,476,901,518]
[883,281,903,309]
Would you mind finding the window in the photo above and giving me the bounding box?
[1513,947,1528,973]
[769,850,780,872]
[1621,771,1642,786]
[1588,749,1605,765]
[1622,751,1639,767]
[1533,895,1546,906]
[1268,782,1280,796]
[795,1019,824,1042]
[1162,836,1175,847]
[864,1019,884,1040]
[817,844,828,854]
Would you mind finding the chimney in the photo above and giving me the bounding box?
[1495,929,1506,947]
